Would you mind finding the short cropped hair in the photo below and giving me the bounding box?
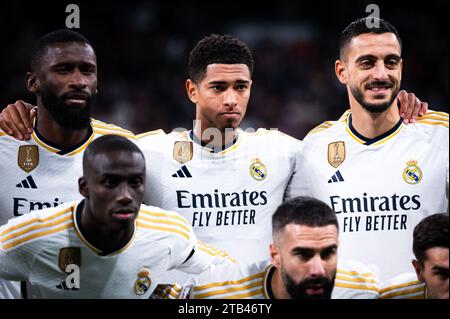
[339,17,402,60]
[413,213,449,264]
[31,29,93,71]
[272,196,338,238]
[188,34,254,83]
[83,135,144,171]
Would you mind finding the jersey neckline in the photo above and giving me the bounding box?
[72,200,137,256]
[346,113,403,146]
[32,120,95,156]
[189,130,240,154]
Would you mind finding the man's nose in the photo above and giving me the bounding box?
[116,184,133,204]
[309,255,327,277]
[372,61,389,81]
[69,69,88,89]
[223,88,238,108]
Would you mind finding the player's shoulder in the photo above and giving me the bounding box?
[90,118,136,139]
[192,260,270,299]
[136,129,167,141]
[333,259,380,299]
[239,128,302,152]
[304,110,349,140]
[410,110,448,135]
[136,204,191,241]
[380,272,425,299]
[0,201,76,251]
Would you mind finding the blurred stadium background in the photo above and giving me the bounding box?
[0,0,448,139]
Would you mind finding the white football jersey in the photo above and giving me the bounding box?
[137,128,302,263]
[0,119,135,298]
[290,110,449,281]
[152,259,379,299]
[0,201,235,299]
[380,272,425,299]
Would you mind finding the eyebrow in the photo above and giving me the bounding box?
[292,244,338,254]
[208,80,250,85]
[355,54,401,64]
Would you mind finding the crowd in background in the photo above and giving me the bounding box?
[0,0,448,139]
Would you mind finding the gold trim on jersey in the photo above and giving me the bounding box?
[92,128,136,140]
[345,114,403,146]
[136,129,165,139]
[196,241,236,261]
[262,264,274,299]
[136,222,190,240]
[72,202,137,256]
[3,223,74,250]
[334,282,379,292]
[194,272,264,292]
[137,209,191,240]
[138,213,190,233]
[335,274,378,284]
[195,281,263,299]
[220,288,264,299]
[31,131,61,153]
[307,110,350,136]
[90,119,134,135]
[380,285,425,299]
[0,207,72,237]
[65,132,96,156]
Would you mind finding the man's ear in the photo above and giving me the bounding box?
[335,60,348,85]
[270,242,281,268]
[78,177,89,199]
[412,259,425,282]
[26,72,40,94]
[186,79,199,104]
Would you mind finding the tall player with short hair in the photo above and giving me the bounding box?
[0,135,235,298]
[290,18,448,282]
[0,29,134,298]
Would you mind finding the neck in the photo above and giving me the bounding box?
[349,99,401,140]
[193,121,237,149]
[36,101,90,149]
[80,201,134,254]
[271,267,291,299]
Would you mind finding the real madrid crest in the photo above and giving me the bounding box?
[18,145,39,173]
[134,266,152,295]
[249,158,267,181]
[58,247,81,271]
[403,160,423,185]
[173,141,193,164]
[328,141,345,168]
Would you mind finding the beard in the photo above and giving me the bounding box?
[282,268,336,299]
[40,85,95,130]
[351,80,399,114]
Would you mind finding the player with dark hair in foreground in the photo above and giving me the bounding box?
[381,213,449,299]
[0,135,235,298]
[152,196,379,299]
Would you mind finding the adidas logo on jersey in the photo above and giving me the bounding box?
[16,176,38,189]
[328,170,344,183]
[172,166,192,178]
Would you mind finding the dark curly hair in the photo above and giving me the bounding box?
[188,34,254,83]
[413,213,449,264]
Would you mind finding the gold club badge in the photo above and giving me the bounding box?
[58,247,81,271]
[328,142,345,168]
[134,266,152,295]
[173,141,193,164]
[403,160,423,185]
[18,145,39,173]
[250,158,267,181]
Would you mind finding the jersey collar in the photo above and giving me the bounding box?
[73,200,136,256]
[32,119,95,156]
[263,264,276,299]
[189,129,240,154]
[346,113,403,146]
